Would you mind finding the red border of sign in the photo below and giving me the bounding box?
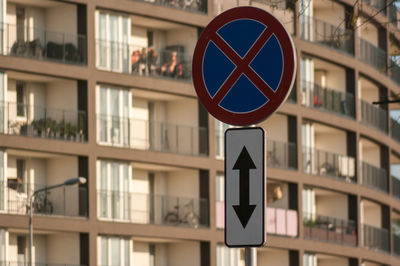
[192,6,296,126]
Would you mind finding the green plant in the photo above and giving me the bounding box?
[65,122,77,138]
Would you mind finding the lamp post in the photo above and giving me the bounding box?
[29,177,86,266]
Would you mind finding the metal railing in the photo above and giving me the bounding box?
[267,140,297,169]
[301,80,355,118]
[359,38,387,72]
[0,23,86,65]
[361,161,388,193]
[360,99,388,133]
[0,101,87,142]
[301,16,354,55]
[97,114,208,156]
[394,234,400,256]
[361,223,390,252]
[391,117,400,142]
[133,0,207,13]
[392,176,400,199]
[389,3,400,27]
[96,39,192,81]
[390,59,400,85]
[97,190,209,228]
[302,147,356,182]
[303,212,357,246]
[0,181,87,217]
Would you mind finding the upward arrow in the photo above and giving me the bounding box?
[232,146,256,228]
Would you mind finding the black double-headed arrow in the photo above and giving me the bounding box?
[232,146,256,228]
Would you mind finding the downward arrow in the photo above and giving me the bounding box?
[232,146,256,228]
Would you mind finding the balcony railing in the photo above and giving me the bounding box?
[361,223,390,253]
[96,39,192,82]
[0,23,87,65]
[394,234,400,256]
[390,59,400,85]
[361,161,388,193]
[267,140,297,169]
[302,147,356,182]
[359,38,387,72]
[391,118,400,142]
[360,99,388,133]
[97,115,208,156]
[267,207,298,237]
[303,213,357,246]
[301,16,354,55]
[0,262,83,266]
[0,101,87,142]
[392,176,400,199]
[301,80,355,118]
[363,0,386,13]
[98,190,209,228]
[133,0,207,13]
[389,4,400,27]
[0,181,87,217]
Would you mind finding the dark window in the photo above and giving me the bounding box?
[16,7,25,42]
[16,82,25,117]
[16,159,25,193]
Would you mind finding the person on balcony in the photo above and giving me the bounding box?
[160,51,183,78]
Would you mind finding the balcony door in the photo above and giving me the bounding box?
[302,122,315,174]
[96,11,130,73]
[98,85,132,146]
[0,229,7,263]
[98,236,131,266]
[98,160,132,221]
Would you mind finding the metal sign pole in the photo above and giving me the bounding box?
[245,247,257,266]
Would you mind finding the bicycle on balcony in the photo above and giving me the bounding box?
[163,199,200,228]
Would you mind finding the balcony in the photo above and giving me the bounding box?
[133,0,207,13]
[301,80,355,118]
[394,234,400,256]
[267,140,297,169]
[0,23,86,65]
[361,223,390,253]
[359,38,387,72]
[393,176,400,199]
[390,59,400,85]
[361,161,388,193]
[303,213,357,246]
[97,115,207,156]
[301,16,354,55]
[389,3,400,28]
[363,0,386,13]
[392,118,400,142]
[266,207,298,237]
[0,181,87,217]
[1,101,87,142]
[303,147,356,182]
[98,191,209,228]
[360,99,388,133]
[96,39,192,82]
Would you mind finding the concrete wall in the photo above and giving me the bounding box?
[359,20,378,47]
[131,169,150,223]
[359,78,379,102]
[132,97,149,149]
[46,80,77,112]
[316,193,348,220]
[318,257,349,266]
[10,234,49,264]
[259,113,288,142]
[133,241,151,266]
[362,261,382,266]
[258,248,289,266]
[167,169,198,198]
[166,27,197,59]
[315,129,347,155]
[47,233,79,264]
[361,200,381,227]
[45,5,77,44]
[314,0,345,27]
[359,139,381,167]
[168,242,200,266]
[131,25,148,50]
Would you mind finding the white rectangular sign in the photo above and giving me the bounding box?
[225,127,266,247]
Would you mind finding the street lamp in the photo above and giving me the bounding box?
[29,177,87,266]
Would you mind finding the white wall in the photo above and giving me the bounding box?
[360,139,380,167]
[259,113,288,142]
[167,169,198,198]
[166,27,197,59]
[316,193,348,220]
[315,130,347,155]
[361,200,381,227]
[168,242,200,266]
[258,249,289,266]
[314,1,345,27]
[45,4,77,44]
[131,169,150,223]
[46,81,77,112]
[133,241,151,266]
[47,233,79,264]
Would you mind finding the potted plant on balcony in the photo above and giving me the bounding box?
[65,122,77,141]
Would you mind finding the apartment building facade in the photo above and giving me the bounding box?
[1,0,400,265]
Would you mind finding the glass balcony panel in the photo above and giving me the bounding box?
[392,176,400,199]
[361,161,388,193]
[96,115,208,156]
[394,234,400,256]
[267,140,297,169]
[359,38,387,72]
[266,207,298,237]
[133,0,207,13]
[360,99,388,133]
[391,118,400,142]
[303,212,357,245]
[2,101,87,142]
[361,223,390,253]
[390,58,400,85]
[301,16,354,55]
[302,147,356,182]
[301,80,355,118]
[1,23,87,65]
[97,190,209,228]
[1,181,87,217]
[96,39,192,82]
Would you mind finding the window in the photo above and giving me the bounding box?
[16,7,25,42]
[216,244,241,266]
[16,82,25,117]
[0,229,7,262]
[0,150,4,211]
[96,11,131,73]
[98,160,131,220]
[216,172,224,202]
[215,120,230,158]
[303,253,316,266]
[17,236,26,265]
[97,85,132,146]
[98,236,131,266]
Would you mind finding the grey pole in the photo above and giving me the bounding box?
[245,247,257,266]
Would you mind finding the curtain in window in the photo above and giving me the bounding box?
[303,253,316,266]
[0,0,4,54]
[99,13,107,68]
[99,236,131,265]
[215,120,229,158]
[301,57,314,107]
[302,188,315,220]
[216,244,240,266]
